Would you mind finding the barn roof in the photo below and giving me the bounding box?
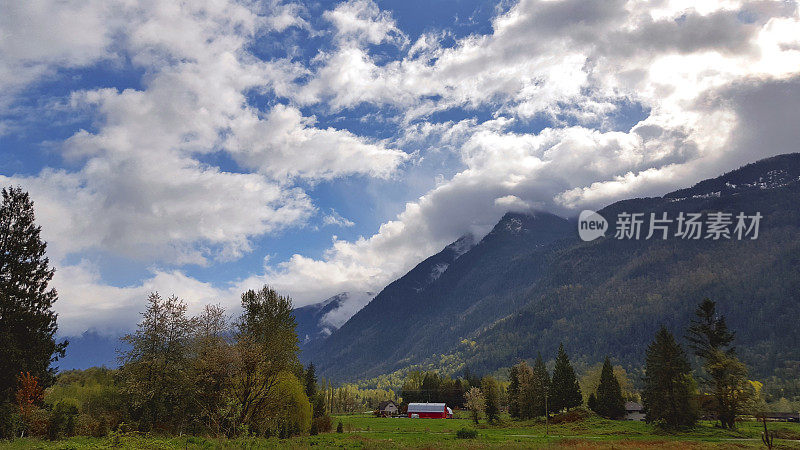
[625,402,643,411]
[408,402,446,413]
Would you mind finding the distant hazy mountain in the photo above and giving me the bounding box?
[305,153,800,383]
[293,291,375,351]
[55,330,126,371]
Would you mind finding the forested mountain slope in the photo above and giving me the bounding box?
[306,153,800,383]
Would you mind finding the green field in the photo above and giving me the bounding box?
[3,411,800,449]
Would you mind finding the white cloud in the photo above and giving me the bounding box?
[323,0,407,46]
[4,0,800,336]
[322,209,356,228]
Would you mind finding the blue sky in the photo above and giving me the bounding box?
[1,0,799,336]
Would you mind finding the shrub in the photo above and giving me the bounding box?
[312,415,332,434]
[48,398,79,440]
[456,427,478,439]
[0,402,21,439]
[250,372,311,437]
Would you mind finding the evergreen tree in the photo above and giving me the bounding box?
[550,343,582,413]
[587,392,598,412]
[686,298,735,359]
[304,362,317,400]
[595,357,625,419]
[0,187,66,404]
[686,298,750,429]
[642,327,697,429]
[531,353,551,416]
[507,363,521,418]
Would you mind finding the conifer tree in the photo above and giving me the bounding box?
[595,357,625,419]
[587,392,598,412]
[550,343,582,413]
[642,327,697,429]
[305,362,317,399]
[0,187,66,404]
[531,353,551,416]
[686,299,751,429]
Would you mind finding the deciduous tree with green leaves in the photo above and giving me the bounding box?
[481,376,500,424]
[464,387,485,425]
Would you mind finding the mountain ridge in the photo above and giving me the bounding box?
[304,152,800,383]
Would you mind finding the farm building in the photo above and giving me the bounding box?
[407,402,448,418]
[377,400,399,417]
[624,402,645,421]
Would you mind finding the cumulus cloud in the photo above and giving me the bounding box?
[4,0,800,335]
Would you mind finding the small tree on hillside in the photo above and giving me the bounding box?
[550,343,582,413]
[643,327,697,429]
[594,357,625,419]
[464,387,485,425]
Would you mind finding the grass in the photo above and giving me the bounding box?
[2,411,799,449]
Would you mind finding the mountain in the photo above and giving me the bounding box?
[293,292,374,351]
[55,331,126,371]
[306,153,800,383]
[301,213,573,378]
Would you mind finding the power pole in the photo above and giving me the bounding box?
[545,391,549,437]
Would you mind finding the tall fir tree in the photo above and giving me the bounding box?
[0,187,66,403]
[642,326,697,429]
[531,353,551,416]
[550,343,582,413]
[686,299,749,429]
[304,362,317,399]
[594,357,626,419]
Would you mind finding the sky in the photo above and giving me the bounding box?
[1,0,799,337]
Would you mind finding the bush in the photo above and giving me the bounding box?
[312,415,332,434]
[456,427,478,439]
[336,420,343,433]
[48,398,79,440]
[20,406,49,437]
[0,402,21,439]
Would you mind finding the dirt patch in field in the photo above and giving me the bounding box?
[552,439,745,449]
[550,409,592,424]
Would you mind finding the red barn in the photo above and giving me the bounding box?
[407,402,448,418]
